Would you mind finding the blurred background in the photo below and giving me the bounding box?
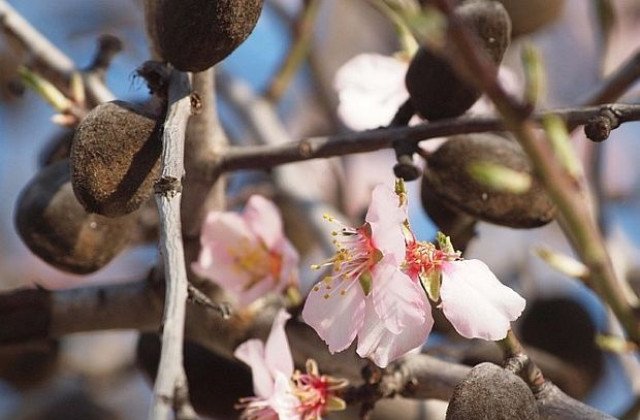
[1,0,640,418]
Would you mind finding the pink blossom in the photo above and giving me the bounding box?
[192,195,299,306]
[405,239,526,341]
[235,310,301,420]
[292,359,348,420]
[302,184,433,368]
[235,310,347,420]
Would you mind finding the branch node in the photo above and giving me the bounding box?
[190,92,202,115]
[86,34,123,76]
[136,60,172,98]
[154,176,182,195]
[584,107,620,142]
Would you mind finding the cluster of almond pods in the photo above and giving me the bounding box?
[15,0,265,274]
[405,0,559,233]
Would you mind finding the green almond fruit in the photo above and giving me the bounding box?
[405,0,511,120]
[71,100,162,218]
[15,160,135,274]
[422,134,556,228]
[146,0,264,72]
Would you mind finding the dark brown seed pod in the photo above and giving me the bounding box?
[39,129,74,168]
[71,100,162,218]
[405,0,511,120]
[145,0,264,72]
[446,363,540,420]
[497,0,565,37]
[420,182,477,251]
[422,134,556,228]
[15,160,135,274]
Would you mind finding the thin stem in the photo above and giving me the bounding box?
[497,330,546,390]
[148,70,194,420]
[431,0,640,343]
[580,48,640,106]
[264,0,321,103]
[0,0,114,104]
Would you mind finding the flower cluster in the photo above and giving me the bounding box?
[192,195,299,306]
[302,182,526,367]
[194,185,526,373]
[235,309,347,420]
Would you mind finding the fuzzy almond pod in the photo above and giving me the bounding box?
[145,0,264,72]
[405,0,511,120]
[15,160,135,274]
[446,363,540,420]
[71,100,162,218]
[497,0,565,37]
[422,134,556,228]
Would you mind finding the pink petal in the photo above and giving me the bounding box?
[275,237,300,288]
[366,184,407,262]
[371,259,427,334]
[234,339,273,398]
[265,309,294,378]
[356,299,433,368]
[235,275,279,307]
[440,260,526,341]
[200,211,252,246]
[190,242,253,297]
[269,372,302,420]
[243,195,284,249]
[302,278,366,353]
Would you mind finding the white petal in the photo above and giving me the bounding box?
[270,372,302,420]
[357,299,433,368]
[234,339,273,398]
[265,309,294,378]
[334,53,410,131]
[302,277,366,353]
[440,260,526,341]
[366,184,407,262]
[372,261,427,334]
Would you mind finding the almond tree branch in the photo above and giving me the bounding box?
[431,0,640,343]
[0,278,620,420]
[213,103,640,174]
[0,0,114,104]
[149,69,195,420]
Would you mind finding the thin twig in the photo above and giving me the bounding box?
[149,69,195,420]
[580,48,640,106]
[264,0,321,102]
[186,283,232,318]
[0,0,114,104]
[431,0,640,343]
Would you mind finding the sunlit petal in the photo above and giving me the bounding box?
[302,278,366,353]
[441,259,526,340]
